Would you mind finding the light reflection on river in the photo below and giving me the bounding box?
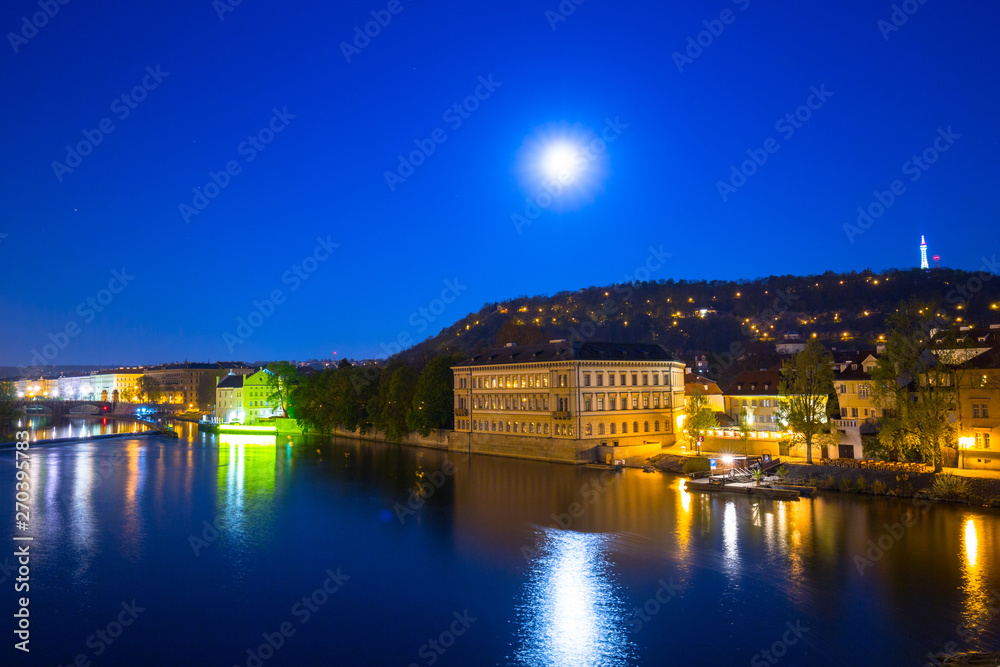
[1,427,998,665]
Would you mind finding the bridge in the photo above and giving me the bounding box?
[17,399,114,419]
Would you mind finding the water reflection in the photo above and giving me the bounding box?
[960,515,994,641]
[515,529,635,667]
[216,438,279,571]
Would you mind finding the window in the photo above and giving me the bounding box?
[609,423,616,435]
[632,373,638,386]
[653,374,659,386]
[543,424,549,434]
[622,421,628,433]
[742,399,748,407]
[851,407,859,418]
[653,395,660,408]
[585,423,592,435]
[642,373,648,386]
[597,397,604,410]
[751,400,758,407]
[536,423,542,433]
[609,374,615,386]
[584,396,592,411]
[643,421,649,432]
[654,420,660,431]
[529,423,534,433]
[596,374,603,387]
[584,374,591,387]
[975,432,991,449]
[973,404,981,418]
[598,423,605,435]
[642,396,649,409]
[839,385,846,394]
[633,421,639,433]
[983,404,990,419]
[513,422,519,433]
[620,373,627,385]
[632,396,639,409]
[608,396,616,410]
[859,384,870,398]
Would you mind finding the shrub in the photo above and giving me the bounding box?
[855,476,868,493]
[931,474,970,500]
[682,457,711,474]
[776,465,788,479]
[871,480,887,495]
[839,477,854,493]
[823,474,836,489]
[895,474,914,496]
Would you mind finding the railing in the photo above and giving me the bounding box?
[552,411,571,420]
[454,408,468,416]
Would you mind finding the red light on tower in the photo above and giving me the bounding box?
[933,255,940,268]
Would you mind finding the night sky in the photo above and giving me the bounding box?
[1,0,997,366]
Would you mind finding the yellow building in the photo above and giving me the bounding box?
[956,347,999,470]
[242,369,278,424]
[834,351,883,422]
[451,341,686,463]
[722,369,786,432]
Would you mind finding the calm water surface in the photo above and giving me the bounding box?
[2,426,999,666]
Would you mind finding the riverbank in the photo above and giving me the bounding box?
[637,452,1000,508]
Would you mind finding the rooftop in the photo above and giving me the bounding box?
[453,341,679,368]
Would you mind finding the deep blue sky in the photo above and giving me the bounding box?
[1,0,997,366]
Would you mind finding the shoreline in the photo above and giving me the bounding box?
[643,453,1000,509]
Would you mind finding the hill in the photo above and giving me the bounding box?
[398,267,1000,381]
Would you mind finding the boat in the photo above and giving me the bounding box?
[643,466,656,473]
[685,478,800,500]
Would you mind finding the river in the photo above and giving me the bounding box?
[1,425,998,665]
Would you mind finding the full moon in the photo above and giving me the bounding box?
[541,142,583,183]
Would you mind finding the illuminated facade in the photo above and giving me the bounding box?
[451,341,685,460]
[722,369,788,433]
[215,373,245,423]
[242,369,278,424]
[956,347,999,470]
[144,362,254,409]
[920,235,929,270]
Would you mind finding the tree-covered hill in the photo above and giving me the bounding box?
[397,267,1000,374]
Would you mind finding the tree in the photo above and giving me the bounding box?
[777,338,834,464]
[736,406,753,457]
[408,354,460,436]
[138,376,163,403]
[0,381,19,439]
[266,362,300,417]
[871,300,962,472]
[119,384,138,403]
[368,362,418,442]
[683,390,717,452]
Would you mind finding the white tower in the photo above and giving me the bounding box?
[920,235,929,269]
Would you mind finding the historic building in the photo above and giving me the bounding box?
[214,373,245,423]
[451,341,685,463]
[144,362,254,409]
[956,346,999,470]
[722,368,787,432]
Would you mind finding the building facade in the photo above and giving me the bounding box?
[956,347,999,470]
[214,373,245,423]
[451,341,685,463]
[242,369,277,424]
[722,369,787,432]
[144,363,255,409]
